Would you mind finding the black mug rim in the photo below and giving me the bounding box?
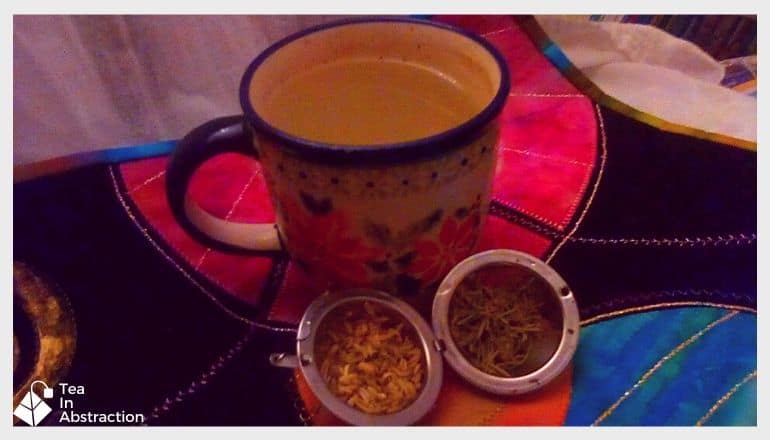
[238,16,511,165]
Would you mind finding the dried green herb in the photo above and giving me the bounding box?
[448,273,546,377]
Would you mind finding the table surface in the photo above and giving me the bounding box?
[13,15,757,427]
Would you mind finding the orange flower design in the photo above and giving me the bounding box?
[407,211,480,287]
[279,195,384,287]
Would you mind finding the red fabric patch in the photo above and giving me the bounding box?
[500,96,597,163]
[477,215,552,258]
[433,15,515,35]
[267,262,326,324]
[494,96,596,230]
[188,153,275,223]
[118,155,273,306]
[120,156,168,193]
[194,253,272,305]
[485,26,580,95]
[122,158,208,264]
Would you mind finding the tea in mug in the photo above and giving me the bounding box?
[261,58,481,145]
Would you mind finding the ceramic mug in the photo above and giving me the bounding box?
[166,17,510,302]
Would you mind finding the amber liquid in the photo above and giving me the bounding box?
[261,58,480,145]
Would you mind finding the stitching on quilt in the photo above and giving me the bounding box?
[194,168,261,270]
[695,369,757,426]
[143,329,255,424]
[481,26,514,37]
[490,202,756,249]
[491,197,563,229]
[499,145,593,167]
[509,92,586,98]
[128,169,166,194]
[581,289,756,323]
[581,301,756,327]
[569,234,757,247]
[546,104,608,263]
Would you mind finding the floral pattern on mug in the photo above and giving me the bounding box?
[406,201,482,287]
[278,193,385,287]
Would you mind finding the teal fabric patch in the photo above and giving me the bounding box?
[565,307,756,426]
[101,140,176,163]
[542,43,573,70]
[701,375,757,426]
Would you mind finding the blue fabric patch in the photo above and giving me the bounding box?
[565,307,756,426]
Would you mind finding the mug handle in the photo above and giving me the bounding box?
[166,115,282,254]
